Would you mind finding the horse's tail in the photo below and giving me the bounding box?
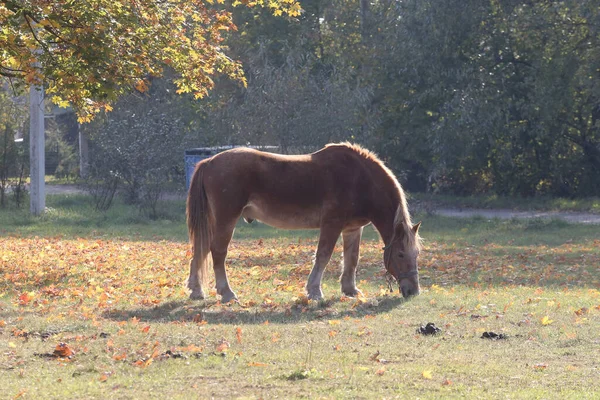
[186,161,213,291]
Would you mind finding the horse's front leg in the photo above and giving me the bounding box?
[211,221,238,303]
[340,227,363,297]
[306,223,342,300]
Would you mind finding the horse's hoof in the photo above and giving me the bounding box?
[307,291,323,301]
[220,291,238,304]
[342,288,362,298]
[189,290,205,300]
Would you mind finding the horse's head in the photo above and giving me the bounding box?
[384,221,421,298]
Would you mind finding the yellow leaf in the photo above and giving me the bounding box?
[8,342,17,348]
[422,370,433,379]
[541,316,554,326]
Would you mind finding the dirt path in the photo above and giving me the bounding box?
[46,184,600,224]
[435,208,600,224]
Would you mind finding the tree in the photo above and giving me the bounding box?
[0,80,28,207]
[0,0,301,122]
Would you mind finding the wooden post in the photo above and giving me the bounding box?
[29,84,45,215]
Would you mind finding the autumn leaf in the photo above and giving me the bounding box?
[541,316,554,326]
[193,313,204,323]
[248,361,269,367]
[53,343,75,358]
[574,307,588,316]
[375,366,386,376]
[422,370,433,379]
[13,390,27,399]
[18,292,35,306]
[216,341,230,353]
[369,350,380,362]
[236,327,243,344]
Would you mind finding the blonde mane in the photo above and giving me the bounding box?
[326,142,421,251]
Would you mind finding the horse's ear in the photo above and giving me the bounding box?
[394,220,407,237]
[412,221,421,234]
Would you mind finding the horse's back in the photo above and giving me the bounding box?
[200,146,373,229]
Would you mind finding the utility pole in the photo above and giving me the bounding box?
[29,83,45,215]
[78,123,89,179]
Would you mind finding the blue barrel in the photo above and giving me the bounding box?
[184,148,218,191]
[185,146,279,191]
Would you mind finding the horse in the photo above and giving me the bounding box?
[186,143,422,303]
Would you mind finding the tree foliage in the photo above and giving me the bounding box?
[0,80,27,208]
[218,0,600,197]
[0,0,300,122]
[84,78,197,217]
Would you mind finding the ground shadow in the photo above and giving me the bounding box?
[101,296,408,325]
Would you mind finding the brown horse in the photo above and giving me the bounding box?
[186,143,421,302]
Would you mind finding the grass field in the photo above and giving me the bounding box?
[1,194,599,399]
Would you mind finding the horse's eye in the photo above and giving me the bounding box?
[398,252,405,258]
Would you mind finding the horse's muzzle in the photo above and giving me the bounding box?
[400,283,420,298]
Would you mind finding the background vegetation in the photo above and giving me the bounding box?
[3,0,600,203]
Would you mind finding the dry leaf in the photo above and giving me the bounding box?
[53,343,75,358]
[216,342,229,353]
[248,361,269,367]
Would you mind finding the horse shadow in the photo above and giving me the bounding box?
[101,296,409,325]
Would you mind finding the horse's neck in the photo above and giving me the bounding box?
[371,202,401,246]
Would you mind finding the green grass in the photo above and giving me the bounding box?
[1,195,600,399]
[412,193,600,213]
[0,194,188,240]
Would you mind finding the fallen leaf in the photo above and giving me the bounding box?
[216,342,229,353]
[375,366,386,376]
[18,292,35,306]
[541,316,554,326]
[574,307,588,316]
[422,370,433,379]
[369,350,380,362]
[248,361,269,367]
[236,327,242,344]
[53,343,75,358]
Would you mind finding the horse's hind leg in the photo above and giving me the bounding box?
[188,258,205,300]
[306,223,343,300]
[340,227,363,297]
[211,218,238,303]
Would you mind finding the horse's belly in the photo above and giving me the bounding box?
[242,201,321,230]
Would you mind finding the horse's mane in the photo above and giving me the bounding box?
[325,142,422,251]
